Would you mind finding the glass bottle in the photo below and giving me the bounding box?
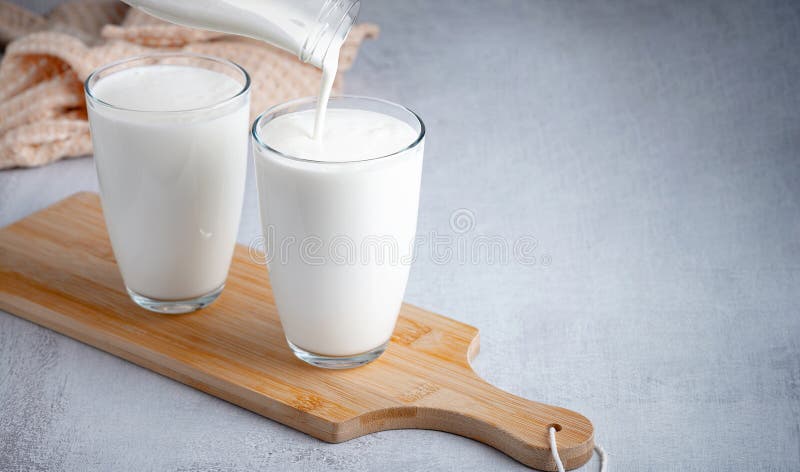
[122,0,360,68]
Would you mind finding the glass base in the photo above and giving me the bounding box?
[127,284,224,314]
[287,339,389,369]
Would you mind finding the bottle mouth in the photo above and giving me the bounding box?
[301,0,360,67]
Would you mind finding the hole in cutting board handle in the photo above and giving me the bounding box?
[548,423,562,432]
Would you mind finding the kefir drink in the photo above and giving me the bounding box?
[252,97,425,368]
[85,54,250,313]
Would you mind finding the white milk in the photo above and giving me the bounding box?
[313,35,343,140]
[118,1,421,357]
[88,65,249,300]
[254,107,423,356]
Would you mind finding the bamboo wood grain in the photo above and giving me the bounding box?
[0,192,594,470]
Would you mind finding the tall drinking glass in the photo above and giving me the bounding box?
[252,96,425,369]
[85,53,250,313]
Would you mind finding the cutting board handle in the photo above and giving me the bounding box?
[428,373,594,470]
[354,368,595,471]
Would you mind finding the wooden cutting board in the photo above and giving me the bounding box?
[0,192,594,470]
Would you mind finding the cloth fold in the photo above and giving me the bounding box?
[0,0,379,169]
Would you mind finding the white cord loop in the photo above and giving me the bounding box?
[548,426,607,472]
[548,426,565,472]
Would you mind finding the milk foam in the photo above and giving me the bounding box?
[92,65,242,112]
[260,108,418,162]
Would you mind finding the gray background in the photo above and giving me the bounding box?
[2,0,799,470]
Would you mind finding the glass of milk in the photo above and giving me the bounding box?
[252,96,425,369]
[85,53,250,314]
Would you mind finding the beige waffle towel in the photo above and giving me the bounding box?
[0,0,379,169]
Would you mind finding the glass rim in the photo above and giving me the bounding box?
[251,95,426,165]
[84,52,251,114]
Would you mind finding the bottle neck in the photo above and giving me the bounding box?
[301,0,360,68]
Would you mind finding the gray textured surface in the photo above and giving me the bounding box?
[2,0,800,470]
